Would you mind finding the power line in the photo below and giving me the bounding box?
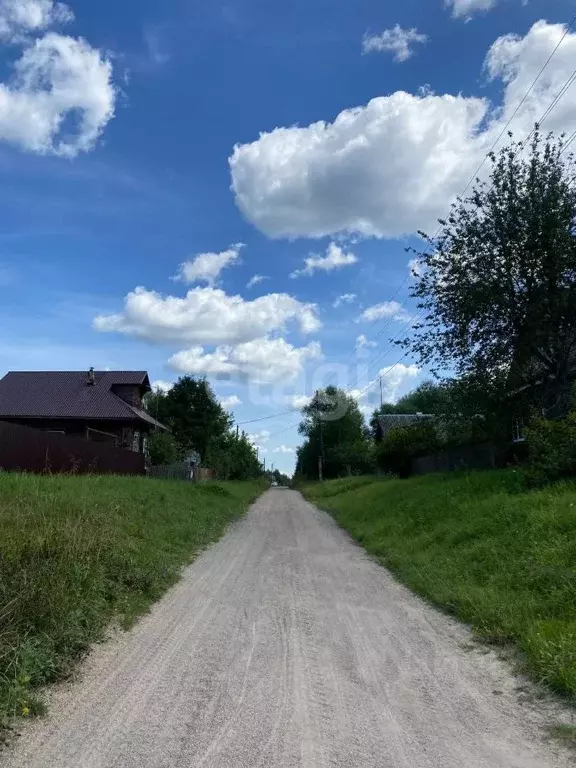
[327,18,576,403]
[458,13,576,200]
[267,16,576,443]
[236,409,297,426]
[562,128,576,156]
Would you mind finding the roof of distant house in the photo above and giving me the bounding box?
[0,371,167,429]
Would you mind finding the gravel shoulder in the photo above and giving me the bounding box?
[2,489,572,768]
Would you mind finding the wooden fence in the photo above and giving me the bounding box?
[148,462,215,482]
[148,461,192,481]
[412,442,496,476]
[0,420,146,475]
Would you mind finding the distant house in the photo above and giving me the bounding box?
[0,369,167,453]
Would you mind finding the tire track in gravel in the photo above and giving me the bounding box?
[2,489,573,768]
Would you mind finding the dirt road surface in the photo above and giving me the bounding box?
[3,490,571,768]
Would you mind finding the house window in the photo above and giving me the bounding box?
[87,427,119,447]
[132,431,141,452]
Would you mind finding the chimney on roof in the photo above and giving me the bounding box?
[86,367,96,386]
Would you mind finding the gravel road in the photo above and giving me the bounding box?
[3,489,571,768]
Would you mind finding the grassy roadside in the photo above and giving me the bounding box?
[303,471,576,701]
[0,473,264,727]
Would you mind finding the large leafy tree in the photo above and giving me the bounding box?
[145,377,232,459]
[295,386,373,479]
[206,431,262,480]
[405,131,576,419]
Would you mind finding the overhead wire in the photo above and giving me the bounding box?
[266,16,576,441]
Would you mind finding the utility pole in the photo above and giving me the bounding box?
[316,389,324,482]
[380,376,383,408]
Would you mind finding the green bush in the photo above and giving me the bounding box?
[147,430,181,466]
[377,420,441,477]
[524,412,576,487]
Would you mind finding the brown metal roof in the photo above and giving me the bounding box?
[0,371,166,429]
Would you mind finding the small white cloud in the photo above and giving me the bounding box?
[94,286,321,346]
[247,430,271,454]
[362,24,428,62]
[356,334,377,350]
[151,379,174,393]
[168,337,322,384]
[248,429,270,444]
[378,363,420,403]
[445,0,498,19]
[220,394,242,409]
[0,0,73,41]
[143,26,170,66]
[174,244,244,286]
[247,274,268,289]
[359,301,411,323]
[273,445,295,454]
[290,394,313,409]
[351,363,420,405]
[333,293,357,308]
[290,242,358,279]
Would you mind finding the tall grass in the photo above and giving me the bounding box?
[304,471,576,700]
[0,473,262,726]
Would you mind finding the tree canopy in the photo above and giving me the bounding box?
[145,377,232,459]
[404,131,576,419]
[295,386,373,480]
[144,376,262,479]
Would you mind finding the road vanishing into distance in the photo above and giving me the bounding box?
[4,490,570,768]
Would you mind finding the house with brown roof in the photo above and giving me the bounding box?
[0,369,167,453]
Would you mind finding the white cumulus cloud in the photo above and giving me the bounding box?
[230,21,576,241]
[0,0,73,41]
[273,445,295,454]
[378,363,420,403]
[220,394,242,409]
[290,242,358,278]
[174,244,244,285]
[151,379,174,393]
[362,25,428,62]
[247,273,268,289]
[333,293,357,308]
[168,338,322,384]
[446,0,498,19]
[351,363,421,406]
[359,301,411,323]
[290,394,313,409]
[94,286,321,346]
[356,334,377,350]
[248,430,270,444]
[0,32,115,156]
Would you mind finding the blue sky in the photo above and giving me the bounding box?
[0,0,574,472]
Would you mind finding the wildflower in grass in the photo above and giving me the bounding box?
[22,703,30,716]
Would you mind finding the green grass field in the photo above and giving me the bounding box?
[303,471,576,701]
[0,473,263,727]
